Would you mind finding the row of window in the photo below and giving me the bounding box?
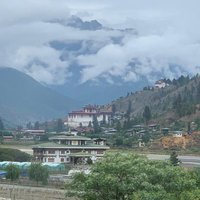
[46,150,70,154]
[35,150,104,155]
[44,157,70,162]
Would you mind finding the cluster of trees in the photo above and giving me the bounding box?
[66,153,200,200]
[171,75,191,87]
[5,163,49,185]
[26,118,64,133]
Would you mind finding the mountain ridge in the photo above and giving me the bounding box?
[0,67,79,125]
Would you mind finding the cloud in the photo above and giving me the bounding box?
[1,0,200,85]
[0,0,122,84]
[79,31,200,83]
[76,0,200,83]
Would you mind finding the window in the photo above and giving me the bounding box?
[97,150,104,154]
[60,150,65,154]
[48,150,55,154]
[72,140,78,145]
[60,158,64,162]
[66,150,70,154]
[48,158,54,162]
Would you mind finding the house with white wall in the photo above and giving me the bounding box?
[65,105,112,128]
[32,135,109,164]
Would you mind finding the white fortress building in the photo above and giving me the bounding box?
[65,105,112,128]
[154,80,169,89]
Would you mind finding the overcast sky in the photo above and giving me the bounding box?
[1,0,200,85]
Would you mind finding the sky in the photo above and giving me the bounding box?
[0,0,200,85]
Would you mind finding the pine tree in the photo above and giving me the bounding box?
[126,101,132,117]
[34,121,40,130]
[173,94,182,117]
[92,115,100,133]
[116,120,121,131]
[88,121,92,128]
[56,118,63,133]
[170,151,180,166]
[143,106,151,125]
[26,122,32,130]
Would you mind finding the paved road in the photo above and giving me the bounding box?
[19,148,33,155]
[146,154,200,167]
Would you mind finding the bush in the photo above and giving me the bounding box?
[29,163,49,185]
[5,164,20,181]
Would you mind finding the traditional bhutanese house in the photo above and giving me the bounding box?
[22,129,46,140]
[32,135,109,164]
[154,80,168,89]
[162,128,170,135]
[93,138,106,145]
[148,124,159,131]
[65,105,112,128]
[3,135,13,141]
[173,131,183,138]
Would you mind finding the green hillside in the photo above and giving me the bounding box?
[112,75,200,126]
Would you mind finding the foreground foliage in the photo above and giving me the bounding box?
[28,163,49,185]
[66,153,200,200]
[5,164,20,181]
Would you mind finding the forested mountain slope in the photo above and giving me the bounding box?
[112,75,200,124]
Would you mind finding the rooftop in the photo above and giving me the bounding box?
[32,142,110,149]
[49,135,92,141]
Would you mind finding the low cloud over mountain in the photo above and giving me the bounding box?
[1,0,200,102]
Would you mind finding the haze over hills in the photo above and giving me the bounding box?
[1,1,200,108]
[0,68,79,125]
[49,16,142,104]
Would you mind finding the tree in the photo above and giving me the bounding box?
[26,122,32,129]
[170,151,180,166]
[66,153,197,200]
[44,121,49,132]
[56,118,63,133]
[5,164,20,199]
[79,122,83,128]
[34,121,40,130]
[92,115,100,133]
[116,120,121,131]
[29,163,49,185]
[125,100,132,118]
[112,104,116,114]
[115,137,123,146]
[88,121,92,128]
[87,157,93,165]
[143,106,151,124]
[5,164,20,182]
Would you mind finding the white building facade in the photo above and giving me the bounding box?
[33,136,110,164]
[66,105,112,128]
